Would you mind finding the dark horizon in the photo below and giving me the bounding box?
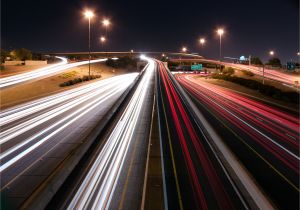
[2,0,299,63]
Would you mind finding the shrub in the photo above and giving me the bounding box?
[242,70,254,76]
[223,67,235,75]
[211,73,299,104]
[59,75,101,87]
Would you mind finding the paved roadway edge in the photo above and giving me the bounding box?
[20,68,146,210]
[165,63,276,210]
[140,87,156,210]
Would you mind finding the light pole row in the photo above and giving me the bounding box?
[84,9,111,76]
[180,28,224,60]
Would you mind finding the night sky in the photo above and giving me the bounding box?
[2,0,299,63]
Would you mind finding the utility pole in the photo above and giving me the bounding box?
[88,18,91,77]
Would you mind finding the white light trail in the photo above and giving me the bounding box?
[67,57,155,210]
[0,57,108,88]
[0,73,139,172]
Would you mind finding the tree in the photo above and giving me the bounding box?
[223,67,235,75]
[1,49,9,63]
[15,48,32,61]
[251,57,263,65]
[266,57,281,67]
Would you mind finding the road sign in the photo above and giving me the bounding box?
[287,62,295,71]
[191,64,202,71]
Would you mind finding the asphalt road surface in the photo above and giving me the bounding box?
[176,73,299,209]
[156,61,250,210]
[64,57,155,210]
[0,73,138,209]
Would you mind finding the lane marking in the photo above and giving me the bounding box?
[184,83,300,192]
[159,67,184,210]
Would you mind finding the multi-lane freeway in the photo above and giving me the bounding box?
[176,73,299,209]
[0,57,109,88]
[64,57,155,210]
[225,62,300,86]
[0,73,139,209]
[156,61,253,210]
[0,55,299,210]
[170,58,300,86]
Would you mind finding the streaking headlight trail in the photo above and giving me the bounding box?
[0,73,138,174]
[67,57,155,210]
[0,57,108,88]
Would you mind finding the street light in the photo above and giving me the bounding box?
[199,38,205,56]
[100,36,106,51]
[100,36,106,42]
[102,19,110,36]
[84,10,95,77]
[217,28,224,62]
[199,38,205,46]
[180,47,187,65]
[269,50,274,56]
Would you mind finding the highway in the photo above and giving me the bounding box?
[0,73,139,209]
[65,56,155,210]
[0,57,109,88]
[176,73,299,209]
[224,62,300,86]
[156,61,251,210]
[170,58,300,86]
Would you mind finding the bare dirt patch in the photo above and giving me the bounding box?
[0,63,131,109]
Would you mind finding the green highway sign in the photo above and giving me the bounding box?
[287,62,295,71]
[191,64,203,70]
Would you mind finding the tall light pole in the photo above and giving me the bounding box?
[100,36,106,51]
[217,29,224,61]
[297,52,300,64]
[199,38,205,56]
[102,19,110,37]
[84,10,94,77]
[102,19,110,53]
[262,51,274,84]
[180,47,187,65]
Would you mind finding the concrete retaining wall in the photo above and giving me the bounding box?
[3,60,47,66]
[25,60,47,65]
[3,61,24,65]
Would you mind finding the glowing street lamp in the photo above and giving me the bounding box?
[199,38,206,56]
[100,36,106,51]
[100,36,106,42]
[269,50,275,56]
[102,19,110,36]
[199,38,205,46]
[84,10,95,77]
[217,28,224,62]
[180,47,187,65]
